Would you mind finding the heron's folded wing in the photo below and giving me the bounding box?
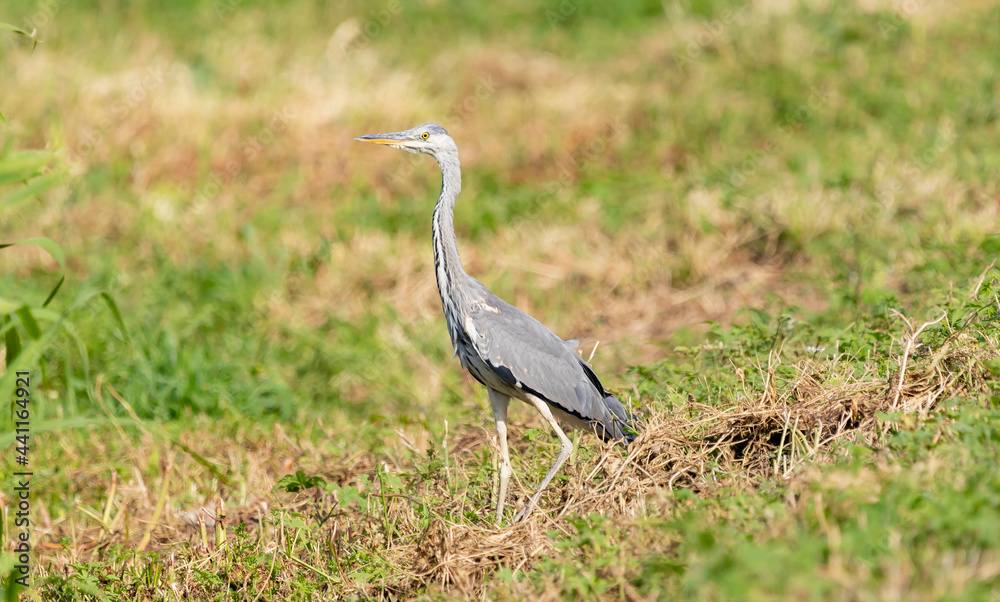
[466,303,612,426]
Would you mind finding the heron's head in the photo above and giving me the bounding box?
[354,122,456,159]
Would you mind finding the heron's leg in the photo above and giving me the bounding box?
[512,395,573,524]
[487,388,512,524]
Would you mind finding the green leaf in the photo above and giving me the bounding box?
[0,298,21,314]
[0,237,66,272]
[2,314,21,367]
[0,150,55,186]
[328,483,365,509]
[0,22,32,36]
[282,514,309,530]
[274,470,327,493]
[0,416,146,448]
[172,438,234,486]
[0,303,60,325]
[980,235,1000,256]
[100,291,131,343]
[0,237,67,308]
[0,307,60,356]
[14,306,41,339]
[0,312,63,410]
[0,21,39,51]
[983,358,1000,379]
[43,275,64,308]
[0,171,65,211]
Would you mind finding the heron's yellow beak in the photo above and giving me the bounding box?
[354,132,416,146]
[355,137,398,145]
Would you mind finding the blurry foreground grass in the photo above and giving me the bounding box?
[2,0,1000,599]
[10,270,1000,600]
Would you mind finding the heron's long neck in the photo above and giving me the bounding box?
[432,153,466,304]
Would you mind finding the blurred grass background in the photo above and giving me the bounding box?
[2,0,1000,598]
[3,0,995,425]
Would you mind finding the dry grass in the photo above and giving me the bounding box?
[387,329,997,597]
[21,305,997,598]
[5,2,1000,598]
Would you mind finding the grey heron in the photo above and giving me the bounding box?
[355,123,637,524]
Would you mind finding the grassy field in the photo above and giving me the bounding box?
[2,0,999,599]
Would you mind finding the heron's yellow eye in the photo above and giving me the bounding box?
[421,132,429,139]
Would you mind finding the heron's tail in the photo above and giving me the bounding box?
[600,392,639,446]
[578,358,639,444]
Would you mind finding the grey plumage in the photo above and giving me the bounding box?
[356,122,637,523]
[461,286,635,442]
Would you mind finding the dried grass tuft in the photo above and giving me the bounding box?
[25,305,998,598]
[382,316,998,595]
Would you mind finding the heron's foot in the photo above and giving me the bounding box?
[508,498,538,526]
[494,472,510,525]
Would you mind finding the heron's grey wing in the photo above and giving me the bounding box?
[562,338,579,351]
[465,299,630,439]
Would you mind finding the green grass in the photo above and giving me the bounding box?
[2,0,1000,599]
